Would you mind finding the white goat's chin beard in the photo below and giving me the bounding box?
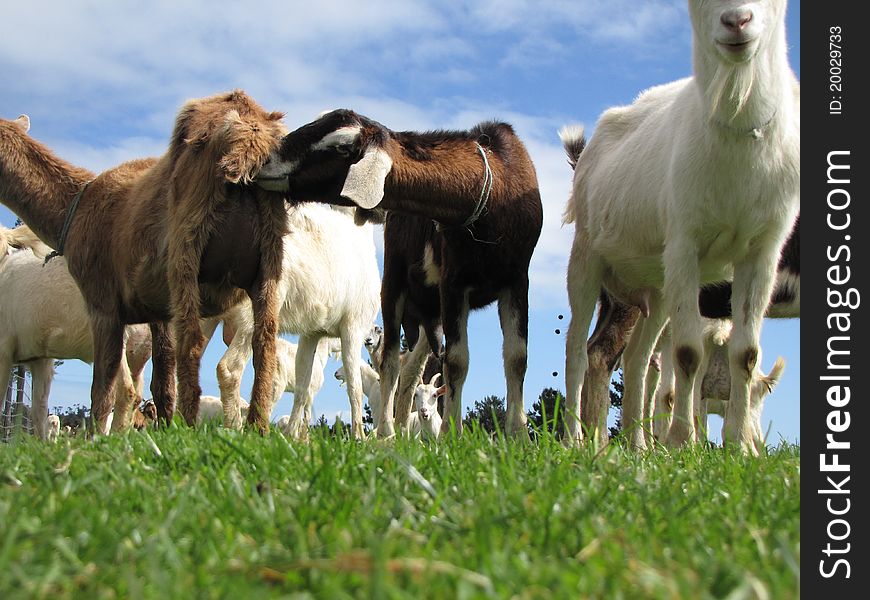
[707,60,755,120]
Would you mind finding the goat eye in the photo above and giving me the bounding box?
[335,144,352,157]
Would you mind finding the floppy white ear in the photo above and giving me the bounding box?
[340,146,392,209]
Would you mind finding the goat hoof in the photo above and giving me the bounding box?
[665,423,694,449]
[722,424,758,456]
[625,430,647,451]
[510,428,531,443]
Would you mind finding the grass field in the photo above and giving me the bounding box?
[0,426,799,598]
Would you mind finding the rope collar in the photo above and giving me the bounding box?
[434,141,495,241]
[714,109,777,140]
[44,180,92,265]
[463,142,494,227]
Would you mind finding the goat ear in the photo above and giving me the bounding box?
[14,115,30,133]
[340,146,392,209]
[436,385,447,397]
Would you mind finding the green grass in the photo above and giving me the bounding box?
[0,426,799,599]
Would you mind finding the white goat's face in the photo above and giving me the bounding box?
[364,325,383,353]
[255,109,393,210]
[414,374,445,421]
[691,0,780,63]
[334,366,346,385]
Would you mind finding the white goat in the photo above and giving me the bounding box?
[407,374,445,440]
[216,202,380,439]
[46,414,60,442]
[197,395,249,424]
[0,224,151,438]
[275,414,294,435]
[363,321,441,433]
[216,315,337,427]
[334,362,382,428]
[562,0,799,452]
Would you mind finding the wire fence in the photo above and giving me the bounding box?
[2,366,34,442]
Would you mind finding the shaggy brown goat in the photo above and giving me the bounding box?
[258,110,543,439]
[0,90,288,432]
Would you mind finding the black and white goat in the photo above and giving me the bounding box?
[258,110,543,439]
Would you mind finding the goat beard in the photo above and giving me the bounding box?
[706,60,755,122]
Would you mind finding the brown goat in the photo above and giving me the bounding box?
[258,110,543,439]
[0,90,288,432]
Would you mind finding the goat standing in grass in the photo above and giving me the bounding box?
[0,224,152,436]
[651,320,786,451]
[213,201,379,440]
[257,110,542,440]
[407,374,445,440]
[562,0,799,452]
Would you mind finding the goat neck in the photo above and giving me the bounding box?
[0,117,94,249]
[691,0,793,135]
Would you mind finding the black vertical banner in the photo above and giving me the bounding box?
[803,2,869,595]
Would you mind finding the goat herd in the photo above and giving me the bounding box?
[0,1,798,455]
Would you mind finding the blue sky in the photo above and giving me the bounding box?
[1,1,800,442]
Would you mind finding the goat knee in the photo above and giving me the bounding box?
[675,345,701,378]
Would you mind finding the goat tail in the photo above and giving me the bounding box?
[762,356,786,392]
[558,124,586,170]
[559,124,586,225]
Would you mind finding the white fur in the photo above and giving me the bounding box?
[275,414,293,435]
[216,202,380,439]
[0,225,151,438]
[312,126,363,151]
[649,320,785,453]
[334,361,382,426]
[361,322,437,433]
[46,414,60,442]
[197,395,249,424]
[562,0,799,452]
[408,373,444,440]
[422,243,440,286]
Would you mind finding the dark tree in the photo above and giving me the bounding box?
[311,414,350,437]
[463,395,506,434]
[526,387,567,439]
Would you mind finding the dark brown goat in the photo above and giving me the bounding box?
[258,110,543,439]
[0,91,287,432]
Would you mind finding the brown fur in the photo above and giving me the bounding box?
[581,293,640,441]
[131,401,157,430]
[0,90,288,432]
[271,112,543,438]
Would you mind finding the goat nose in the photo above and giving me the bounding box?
[721,9,752,32]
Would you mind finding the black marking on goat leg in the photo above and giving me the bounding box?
[740,347,758,377]
[675,346,699,378]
